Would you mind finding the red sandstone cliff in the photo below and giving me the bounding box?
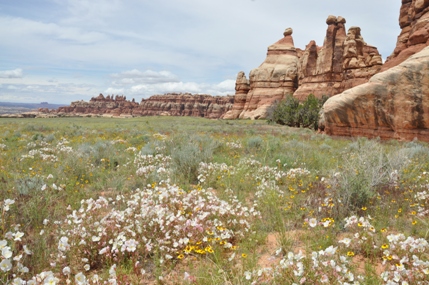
[382,0,429,70]
[49,93,233,119]
[57,94,139,117]
[137,93,234,119]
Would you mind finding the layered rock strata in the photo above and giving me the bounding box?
[222,71,250,119]
[57,94,139,117]
[225,17,382,119]
[382,0,429,70]
[44,93,233,119]
[295,19,382,100]
[319,46,429,141]
[138,93,234,119]
[319,0,429,142]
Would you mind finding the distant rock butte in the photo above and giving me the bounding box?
[224,16,383,119]
[138,93,234,119]
[37,93,233,119]
[319,0,429,142]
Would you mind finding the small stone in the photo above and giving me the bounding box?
[283,28,293,37]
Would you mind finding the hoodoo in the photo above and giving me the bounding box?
[224,28,299,119]
[294,16,382,100]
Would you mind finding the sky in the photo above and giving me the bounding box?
[0,0,402,104]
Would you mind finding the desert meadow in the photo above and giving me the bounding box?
[0,117,428,284]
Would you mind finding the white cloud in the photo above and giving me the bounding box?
[0,69,23,78]
[106,80,235,98]
[0,82,99,103]
[105,69,235,98]
[104,87,125,95]
[57,0,123,27]
[110,69,180,85]
[215,80,236,92]
[0,17,106,45]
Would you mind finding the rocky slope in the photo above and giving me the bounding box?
[224,16,382,119]
[319,46,429,141]
[39,93,233,119]
[319,0,429,141]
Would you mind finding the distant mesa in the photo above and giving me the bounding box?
[33,93,234,119]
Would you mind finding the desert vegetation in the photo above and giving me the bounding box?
[0,117,428,284]
[267,94,329,130]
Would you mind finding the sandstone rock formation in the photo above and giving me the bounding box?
[57,94,139,117]
[318,0,429,142]
[295,19,382,100]
[225,17,383,119]
[293,16,348,100]
[383,0,429,71]
[42,93,233,119]
[138,93,234,119]
[224,28,300,119]
[222,71,250,119]
[319,46,429,141]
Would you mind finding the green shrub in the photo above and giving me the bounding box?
[329,138,410,219]
[268,94,329,130]
[268,95,300,127]
[165,133,219,183]
[299,94,322,129]
[246,136,264,150]
[16,176,45,196]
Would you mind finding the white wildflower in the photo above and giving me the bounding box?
[2,247,12,259]
[75,272,88,285]
[0,259,12,272]
[13,231,24,241]
[3,199,15,211]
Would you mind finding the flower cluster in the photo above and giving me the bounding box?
[247,246,361,284]
[380,234,429,284]
[197,162,234,184]
[20,138,74,162]
[134,153,171,181]
[1,199,33,284]
[198,158,311,197]
[225,141,243,150]
[49,183,259,282]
